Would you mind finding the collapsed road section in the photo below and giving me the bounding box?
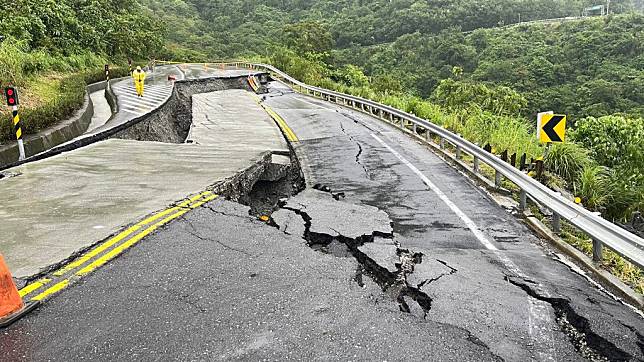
[272,189,433,317]
[0,77,289,284]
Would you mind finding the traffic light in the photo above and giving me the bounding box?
[5,87,18,107]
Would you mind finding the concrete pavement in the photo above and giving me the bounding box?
[0,89,285,279]
[86,90,112,133]
[84,65,184,137]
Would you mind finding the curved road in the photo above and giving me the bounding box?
[0,80,642,361]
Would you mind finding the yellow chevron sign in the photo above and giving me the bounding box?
[539,114,566,143]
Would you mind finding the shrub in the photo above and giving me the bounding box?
[431,78,528,116]
[571,115,644,183]
[544,142,594,185]
[489,115,542,159]
[574,166,613,212]
[0,67,129,143]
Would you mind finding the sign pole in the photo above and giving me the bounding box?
[13,105,25,161]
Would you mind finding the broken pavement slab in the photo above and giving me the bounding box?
[407,258,458,289]
[278,189,393,240]
[357,243,399,274]
[0,89,290,279]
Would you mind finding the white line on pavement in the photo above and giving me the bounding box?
[119,90,167,102]
[120,108,144,116]
[118,98,157,109]
[371,133,498,251]
[371,132,557,360]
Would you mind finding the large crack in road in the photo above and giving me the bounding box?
[256,83,644,361]
[271,188,439,319]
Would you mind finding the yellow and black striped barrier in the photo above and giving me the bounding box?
[12,109,21,141]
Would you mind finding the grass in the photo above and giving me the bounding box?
[0,68,129,144]
[545,142,594,185]
[0,39,134,144]
[298,66,644,296]
[531,204,644,294]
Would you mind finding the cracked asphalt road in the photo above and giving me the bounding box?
[260,82,644,361]
[1,81,642,361]
[0,200,500,361]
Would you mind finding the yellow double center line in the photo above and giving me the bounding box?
[251,94,299,143]
[19,191,218,302]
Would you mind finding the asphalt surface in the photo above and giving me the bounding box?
[260,83,644,361]
[1,81,642,361]
[89,65,183,136]
[1,199,501,361]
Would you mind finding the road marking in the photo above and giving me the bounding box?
[371,134,497,250]
[31,279,69,301]
[18,278,51,297]
[251,94,299,142]
[19,192,217,301]
[371,133,557,358]
[52,192,211,277]
[76,193,217,277]
[120,109,145,117]
[117,90,169,102]
[118,98,157,110]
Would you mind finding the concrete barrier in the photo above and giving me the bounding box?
[0,81,110,167]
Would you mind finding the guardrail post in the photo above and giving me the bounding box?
[495,170,502,188]
[552,213,561,234]
[412,124,417,134]
[473,156,480,173]
[439,137,445,149]
[456,146,462,160]
[389,113,394,123]
[519,190,527,210]
[592,239,603,262]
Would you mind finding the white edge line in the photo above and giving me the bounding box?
[371,133,498,251]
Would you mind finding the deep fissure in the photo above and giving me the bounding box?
[506,276,632,362]
[272,180,435,318]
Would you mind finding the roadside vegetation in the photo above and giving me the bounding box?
[258,11,644,291]
[0,0,162,143]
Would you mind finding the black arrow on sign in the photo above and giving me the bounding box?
[543,115,564,142]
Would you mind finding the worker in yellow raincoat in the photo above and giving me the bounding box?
[132,66,146,97]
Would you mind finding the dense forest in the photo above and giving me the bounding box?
[144,0,639,57]
[0,0,642,223]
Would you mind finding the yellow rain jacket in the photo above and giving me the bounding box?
[132,69,146,96]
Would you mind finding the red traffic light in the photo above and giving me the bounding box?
[4,87,18,107]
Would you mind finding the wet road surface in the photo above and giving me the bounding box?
[1,81,642,361]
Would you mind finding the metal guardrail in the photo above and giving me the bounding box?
[226,61,644,270]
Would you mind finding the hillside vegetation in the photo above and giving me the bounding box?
[0,0,162,142]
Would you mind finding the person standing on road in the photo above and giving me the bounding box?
[132,66,146,97]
